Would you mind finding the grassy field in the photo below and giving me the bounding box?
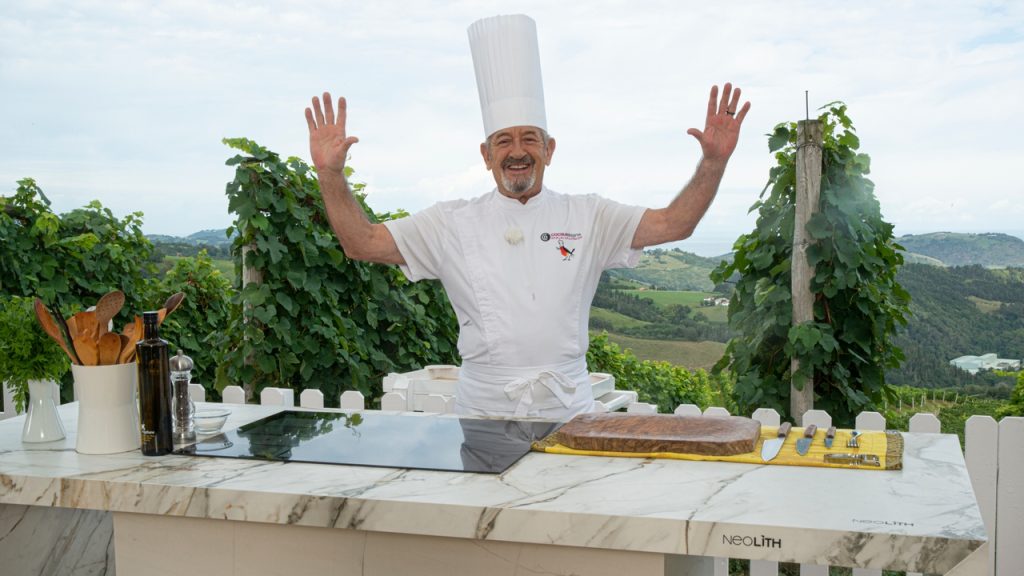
[164,256,234,278]
[966,295,1003,314]
[599,332,726,370]
[621,290,729,323]
[589,307,650,330]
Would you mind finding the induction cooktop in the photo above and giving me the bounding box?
[174,410,562,474]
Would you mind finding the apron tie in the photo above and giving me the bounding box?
[503,371,578,418]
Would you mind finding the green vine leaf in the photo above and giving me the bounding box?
[712,103,911,424]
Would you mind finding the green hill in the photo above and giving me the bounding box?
[187,228,234,246]
[607,247,723,291]
[896,232,1024,267]
[888,264,1024,394]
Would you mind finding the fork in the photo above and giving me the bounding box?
[847,430,862,448]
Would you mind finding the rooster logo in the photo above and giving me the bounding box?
[557,240,575,261]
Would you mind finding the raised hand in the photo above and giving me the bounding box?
[305,92,359,175]
[686,83,750,163]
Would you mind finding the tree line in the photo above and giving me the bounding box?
[886,263,1024,395]
[590,276,733,342]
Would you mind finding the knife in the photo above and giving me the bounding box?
[824,425,836,449]
[760,422,792,462]
[796,424,817,456]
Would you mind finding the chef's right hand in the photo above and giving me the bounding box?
[305,92,359,176]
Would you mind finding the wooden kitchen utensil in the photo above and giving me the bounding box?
[73,332,99,366]
[98,332,122,365]
[73,310,98,340]
[33,298,79,364]
[157,292,185,324]
[93,290,125,336]
[163,292,185,315]
[555,413,761,456]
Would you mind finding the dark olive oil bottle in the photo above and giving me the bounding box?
[137,311,173,456]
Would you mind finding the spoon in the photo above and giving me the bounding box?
[118,334,132,364]
[73,333,99,366]
[163,292,185,315]
[93,290,125,336]
[98,332,122,365]
[158,292,186,324]
[33,299,79,364]
[73,310,98,341]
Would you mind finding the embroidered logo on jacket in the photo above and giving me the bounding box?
[557,240,576,261]
[541,232,583,242]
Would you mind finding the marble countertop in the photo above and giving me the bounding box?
[0,402,986,573]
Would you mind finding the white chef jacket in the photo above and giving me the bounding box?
[383,187,646,418]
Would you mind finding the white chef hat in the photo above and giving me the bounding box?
[467,14,547,139]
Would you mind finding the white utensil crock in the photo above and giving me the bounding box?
[72,363,140,454]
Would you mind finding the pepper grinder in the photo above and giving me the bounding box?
[168,350,196,446]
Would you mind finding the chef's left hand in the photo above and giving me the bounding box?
[687,83,750,163]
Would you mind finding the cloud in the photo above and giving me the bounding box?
[1,1,1021,243]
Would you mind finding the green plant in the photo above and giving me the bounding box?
[153,250,234,392]
[711,103,910,425]
[213,138,459,405]
[0,178,156,327]
[996,372,1024,418]
[0,296,70,412]
[587,331,730,413]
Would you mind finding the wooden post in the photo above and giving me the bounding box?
[791,119,823,425]
[242,243,264,288]
[241,243,263,401]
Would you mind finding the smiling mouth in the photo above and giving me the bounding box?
[502,157,533,176]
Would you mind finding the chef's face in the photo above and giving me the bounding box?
[481,126,555,203]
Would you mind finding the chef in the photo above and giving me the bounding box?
[304,14,750,419]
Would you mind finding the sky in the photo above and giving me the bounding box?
[2,1,1022,256]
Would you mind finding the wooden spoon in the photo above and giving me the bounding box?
[118,333,136,364]
[163,292,185,316]
[98,332,121,365]
[118,334,132,364]
[66,316,80,340]
[73,310,98,341]
[33,299,79,364]
[73,333,99,366]
[119,315,142,360]
[94,290,125,336]
[157,292,186,325]
[49,304,81,365]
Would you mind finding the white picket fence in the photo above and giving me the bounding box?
[2,381,1021,575]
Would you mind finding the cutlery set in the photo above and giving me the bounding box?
[33,291,185,366]
[761,423,878,467]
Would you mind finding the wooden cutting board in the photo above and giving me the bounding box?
[555,413,761,456]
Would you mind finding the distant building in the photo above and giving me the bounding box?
[949,353,1021,374]
[701,297,730,307]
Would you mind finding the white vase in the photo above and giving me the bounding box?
[72,363,141,454]
[21,379,66,443]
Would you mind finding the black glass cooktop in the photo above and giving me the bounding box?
[175,410,562,474]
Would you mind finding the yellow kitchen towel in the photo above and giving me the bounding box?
[532,426,903,471]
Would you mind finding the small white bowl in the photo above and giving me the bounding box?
[194,408,231,434]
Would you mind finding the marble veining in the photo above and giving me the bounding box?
[0,402,987,574]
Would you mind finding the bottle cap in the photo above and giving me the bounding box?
[143,310,160,326]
